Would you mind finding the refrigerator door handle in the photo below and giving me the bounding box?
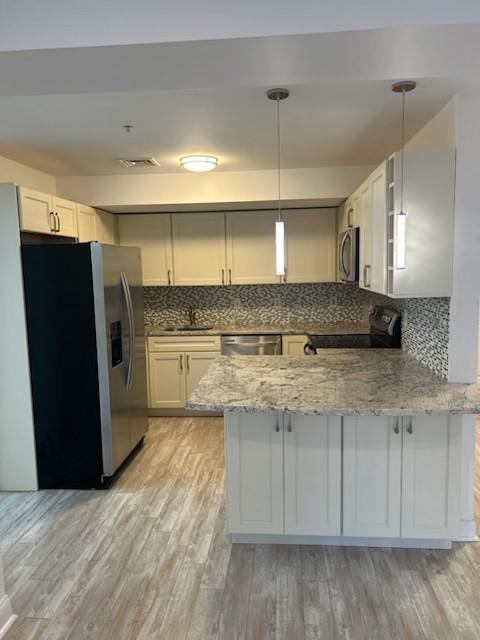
[120,271,135,390]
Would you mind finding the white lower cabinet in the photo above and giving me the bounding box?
[284,415,341,535]
[401,415,461,539]
[225,412,284,534]
[225,411,341,536]
[148,352,186,409]
[343,416,402,537]
[282,335,308,356]
[343,414,461,540]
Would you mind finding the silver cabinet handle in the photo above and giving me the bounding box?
[186,354,190,372]
[167,269,172,285]
[228,268,232,285]
[287,415,292,432]
[347,207,354,228]
[364,264,371,288]
[56,212,61,233]
[221,268,225,285]
[393,418,399,434]
[407,417,413,434]
[275,415,280,432]
[179,354,183,372]
[50,211,56,232]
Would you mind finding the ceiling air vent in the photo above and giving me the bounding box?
[116,157,161,168]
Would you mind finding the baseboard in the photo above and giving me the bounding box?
[455,519,478,542]
[230,533,452,549]
[0,595,16,639]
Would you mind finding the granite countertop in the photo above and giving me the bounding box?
[186,350,480,416]
[145,321,370,337]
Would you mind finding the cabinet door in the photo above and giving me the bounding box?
[148,352,185,409]
[54,197,78,238]
[118,214,173,286]
[225,411,283,534]
[284,415,341,535]
[284,209,336,283]
[17,187,54,234]
[358,180,371,289]
[185,351,220,399]
[172,213,226,285]
[369,163,387,294]
[96,210,117,244]
[401,415,461,539]
[282,335,308,356]
[77,204,97,242]
[343,416,402,537]
[226,211,278,284]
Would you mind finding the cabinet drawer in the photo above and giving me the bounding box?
[148,335,221,352]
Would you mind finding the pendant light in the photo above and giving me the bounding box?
[392,80,416,270]
[267,88,289,277]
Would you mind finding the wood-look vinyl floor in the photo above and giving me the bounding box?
[1,417,480,639]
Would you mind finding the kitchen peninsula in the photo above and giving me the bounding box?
[187,350,480,548]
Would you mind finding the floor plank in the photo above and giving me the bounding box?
[0,416,479,640]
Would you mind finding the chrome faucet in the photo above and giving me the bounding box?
[187,306,197,326]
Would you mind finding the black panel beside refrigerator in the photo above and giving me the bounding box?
[22,242,148,489]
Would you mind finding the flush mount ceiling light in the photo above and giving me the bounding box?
[267,87,290,278]
[179,155,219,172]
[392,80,417,271]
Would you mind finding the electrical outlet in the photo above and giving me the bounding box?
[233,295,241,308]
[273,294,281,307]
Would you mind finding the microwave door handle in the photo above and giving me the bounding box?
[120,271,135,390]
[339,233,348,278]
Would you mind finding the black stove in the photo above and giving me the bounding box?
[304,305,401,354]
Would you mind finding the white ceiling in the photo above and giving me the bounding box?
[0,78,474,177]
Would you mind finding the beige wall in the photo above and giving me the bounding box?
[0,154,56,193]
[406,99,455,151]
[56,165,373,210]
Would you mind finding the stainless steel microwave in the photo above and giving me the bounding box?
[338,227,359,282]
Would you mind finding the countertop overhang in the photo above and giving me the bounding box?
[186,350,480,416]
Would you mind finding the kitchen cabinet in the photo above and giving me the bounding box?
[18,187,78,238]
[284,209,336,282]
[54,196,78,238]
[344,414,461,539]
[282,335,308,356]
[18,187,54,235]
[225,411,341,536]
[118,214,173,285]
[225,411,284,534]
[226,211,278,284]
[172,213,226,285]
[77,204,97,242]
[358,162,387,294]
[343,416,402,537]
[147,335,221,409]
[386,151,455,298]
[284,415,341,535]
[148,352,186,409]
[401,415,461,539]
[95,209,117,244]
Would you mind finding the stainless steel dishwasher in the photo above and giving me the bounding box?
[221,335,282,355]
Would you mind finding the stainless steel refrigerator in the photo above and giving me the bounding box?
[22,242,148,489]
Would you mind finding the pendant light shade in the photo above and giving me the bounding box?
[267,88,289,277]
[392,80,416,271]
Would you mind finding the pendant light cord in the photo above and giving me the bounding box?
[276,97,282,222]
[400,88,406,214]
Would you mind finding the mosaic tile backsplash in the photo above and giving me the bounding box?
[144,284,450,377]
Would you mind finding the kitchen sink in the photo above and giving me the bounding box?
[164,324,214,331]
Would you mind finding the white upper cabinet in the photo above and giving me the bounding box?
[95,209,117,245]
[77,204,97,242]
[54,196,78,238]
[118,214,173,286]
[18,187,55,235]
[226,211,278,284]
[386,150,455,298]
[284,209,336,283]
[358,162,387,295]
[172,213,226,285]
[17,187,78,238]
